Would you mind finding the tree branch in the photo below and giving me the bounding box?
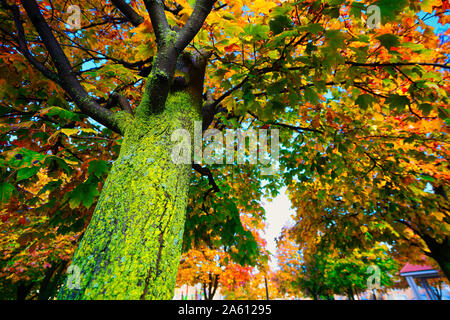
[346,61,450,70]
[0,1,59,83]
[19,0,122,134]
[247,111,323,134]
[143,0,171,47]
[111,0,144,27]
[104,92,134,115]
[192,163,220,193]
[175,0,217,52]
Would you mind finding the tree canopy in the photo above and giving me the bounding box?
[0,0,449,299]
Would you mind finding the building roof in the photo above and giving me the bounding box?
[400,262,435,274]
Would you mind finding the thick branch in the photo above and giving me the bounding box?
[20,0,122,134]
[111,0,144,27]
[104,92,133,115]
[136,1,216,118]
[143,0,170,46]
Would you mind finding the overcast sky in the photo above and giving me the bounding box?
[261,186,295,270]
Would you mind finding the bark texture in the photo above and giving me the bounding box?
[58,91,200,299]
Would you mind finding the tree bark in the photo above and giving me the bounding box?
[346,288,355,300]
[423,236,450,281]
[58,91,200,299]
[203,274,219,300]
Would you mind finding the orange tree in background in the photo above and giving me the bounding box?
[177,200,269,300]
[219,269,279,300]
[0,0,449,299]
[176,245,254,300]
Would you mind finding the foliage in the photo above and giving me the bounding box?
[177,206,269,299]
[275,231,401,299]
[0,0,449,298]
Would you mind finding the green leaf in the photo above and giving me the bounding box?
[421,175,434,182]
[437,107,449,121]
[243,24,270,41]
[38,180,62,195]
[88,160,110,178]
[44,156,73,175]
[325,30,346,50]
[355,94,376,110]
[304,87,320,104]
[376,34,400,50]
[9,148,45,167]
[350,2,365,19]
[67,180,99,209]
[375,0,408,23]
[40,106,81,121]
[16,166,39,182]
[0,183,14,204]
[269,15,292,35]
[418,103,432,116]
[324,6,341,19]
[386,94,410,111]
[298,23,324,34]
[0,105,11,116]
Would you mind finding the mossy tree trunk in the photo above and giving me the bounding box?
[58,92,200,299]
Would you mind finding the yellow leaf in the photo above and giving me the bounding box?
[61,128,79,136]
[80,128,97,134]
[61,128,97,136]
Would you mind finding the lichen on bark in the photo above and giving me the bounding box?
[58,91,200,299]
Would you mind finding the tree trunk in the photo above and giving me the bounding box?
[264,276,269,300]
[346,288,355,300]
[38,260,67,300]
[203,274,219,300]
[372,289,377,300]
[422,236,450,281]
[58,91,200,299]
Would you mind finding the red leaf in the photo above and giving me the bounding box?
[224,44,240,53]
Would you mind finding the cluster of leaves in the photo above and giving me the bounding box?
[177,174,271,299]
[0,5,126,296]
[0,0,277,298]
[0,0,449,299]
[185,0,450,278]
[0,70,117,298]
[274,231,401,299]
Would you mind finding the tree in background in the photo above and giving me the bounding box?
[275,230,401,300]
[219,270,279,300]
[177,205,269,300]
[176,245,253,300]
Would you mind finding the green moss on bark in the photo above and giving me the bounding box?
[58,91,200,299]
